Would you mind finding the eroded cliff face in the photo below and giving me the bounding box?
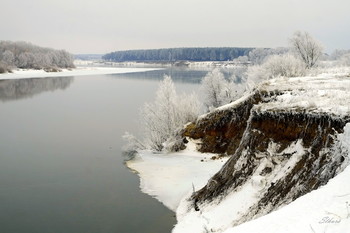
[180,75,350,229]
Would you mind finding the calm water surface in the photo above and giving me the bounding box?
[0,68,206,233]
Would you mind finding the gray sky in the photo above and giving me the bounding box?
[1,0,350,54]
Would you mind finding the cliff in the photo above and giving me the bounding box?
[175,74,350,232]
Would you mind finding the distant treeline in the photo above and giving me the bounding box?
[102,47,254,62]
[0,41,75,73]
[74,54,102,61]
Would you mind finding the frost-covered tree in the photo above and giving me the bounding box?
[265,54,306,77]
[330,49,350,60]
[232,55,249,64]
[248,48,271,65]
[248,47,289,65]
[329,49,350,66]
[0,62,10,73]
[201,69,247,111]
[246,53,306,83]
[125,76,201,152]
[0,41,75,72]
[201,69,227,110]
[338,53,350,66]
[142,76,178,151]
[290,31,323,69]
[2,50,15,66]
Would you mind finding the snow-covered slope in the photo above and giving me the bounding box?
[223,130,350,232]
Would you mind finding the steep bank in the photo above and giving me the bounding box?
[175,74,350,232]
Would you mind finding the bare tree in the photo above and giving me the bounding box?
[290,31,323,69]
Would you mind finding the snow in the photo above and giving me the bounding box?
[126,140,228,211]
[197,91,255,121]
[188,61,249,68]
[200,68,350,119]
[256,73,350,117]
[173,124,350,233]
[223,126,350,233]
[0,67,161,80]
[173,139,309,233]
[174,178,261,233]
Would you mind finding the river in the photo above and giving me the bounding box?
[0,67,210,233]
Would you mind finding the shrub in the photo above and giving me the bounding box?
[246,54,306,83]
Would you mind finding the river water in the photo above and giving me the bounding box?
[0,67,210,233]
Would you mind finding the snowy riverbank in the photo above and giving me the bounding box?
[0,67,161,80]
[126,71,350,233]
[126,140,228,212]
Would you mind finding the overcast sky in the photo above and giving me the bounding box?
[1,0,350,54]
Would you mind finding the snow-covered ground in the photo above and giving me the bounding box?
[0,67,161,80]
[207,70,350,119]
[256,72,350,117]
[126,140,228,211]
[188,61,249,68]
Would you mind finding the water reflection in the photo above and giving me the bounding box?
[113,68,207,83]
[0,76,74,102]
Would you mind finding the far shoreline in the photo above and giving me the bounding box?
[0,67,163,80]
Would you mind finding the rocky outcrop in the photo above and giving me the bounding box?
[181,75,350,227]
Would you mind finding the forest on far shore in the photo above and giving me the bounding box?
[0,41,75,73]
[102,47,254,62]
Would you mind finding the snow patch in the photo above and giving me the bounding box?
[126,140,228,211]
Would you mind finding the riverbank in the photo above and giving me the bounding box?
[0,67,162,80]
